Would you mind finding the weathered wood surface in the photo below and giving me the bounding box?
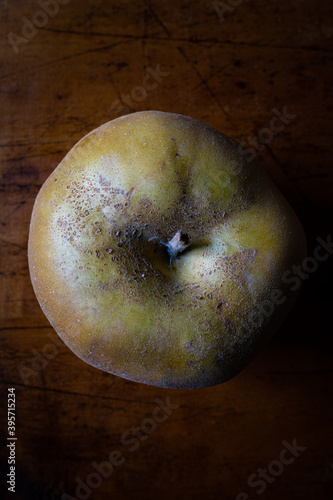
[1,1,332,499]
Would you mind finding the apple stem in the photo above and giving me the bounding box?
[163,230,190,267]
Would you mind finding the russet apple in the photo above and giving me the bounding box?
[28,111,306,389]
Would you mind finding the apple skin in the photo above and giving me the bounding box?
[28,111,306,389]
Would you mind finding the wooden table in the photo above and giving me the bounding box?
[1,1,332,499]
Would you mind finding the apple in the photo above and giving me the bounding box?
[28,110,306,389]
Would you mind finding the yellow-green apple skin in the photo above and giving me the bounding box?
[28,111,306,389]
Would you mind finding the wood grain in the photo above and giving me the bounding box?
[1,1,332,499]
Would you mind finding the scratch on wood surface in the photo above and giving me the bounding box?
[149,6,172,37]
[177,45,230,120]
[33,28,333,54]
[0,39,133,82]
[191,62,232,91]
[1,380,162,406]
